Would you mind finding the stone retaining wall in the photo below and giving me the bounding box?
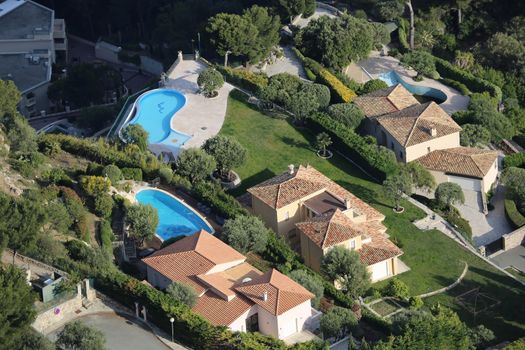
[502,226,525,250]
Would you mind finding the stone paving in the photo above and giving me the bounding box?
[255,46,306,79]
[349,52,470,114]
[166,59,234,150]
[490,246,525,272]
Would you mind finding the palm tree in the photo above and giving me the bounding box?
[316,132,332,157]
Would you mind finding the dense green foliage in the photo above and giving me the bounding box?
[167,281,198,307]
[215,66,268,95]
[383,278,410,300]
[320,306,358,340]
[0,266,36,350]
[125,204,159,245]
[221,215,269,254]
[296,14,375,70]
[460,124,492,147]
[202,135,247,179]
[326,103,364,129]
[101,164,122,184]
[176,148,216,183]
[361,79,389,94]
[435,183,465,210]
[56,321,107,350]
[197,68,224,95]
[287,270,324,308]
[121,124,149,152]
[321,246,371,299]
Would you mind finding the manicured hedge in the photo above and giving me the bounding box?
[504,196,525,229]
[309,113,399,180]
[434,57,502,100]
[215,65,268,95]
[438,78,471,96]
[121,167,143,181]
[292,48,357,103]
[191,181,249,219]
[503,152,525,169]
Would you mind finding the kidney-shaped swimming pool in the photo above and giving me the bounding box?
[135,189,213,241]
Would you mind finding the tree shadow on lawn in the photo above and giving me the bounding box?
[336,180,382,207]
[280,135,312,150]
[229,168,276,197]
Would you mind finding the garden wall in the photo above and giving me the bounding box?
[502,226,525,251]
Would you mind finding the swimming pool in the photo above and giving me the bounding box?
[379,70,447,103]
[126,89,191,153]
[135,189,213,241]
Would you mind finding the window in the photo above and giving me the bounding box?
[284,211,290,221]
[427,147,431,153]
[54,38,65,44]
[350,240,356,250]
[390,142,395,150]
[399,151,404,160]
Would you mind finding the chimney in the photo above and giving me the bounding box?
[345,199,351,209]
[288,164,295,175]
[262,291,268,302]
[429,125,437,137]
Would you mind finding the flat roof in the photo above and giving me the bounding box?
[0,53,51,92]
[0,0,53,40]
[304,191,346,215]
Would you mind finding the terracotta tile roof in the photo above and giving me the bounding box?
[193,290,253,326]
[235,269,314,316]
[416,147,499,179]
[354,84,420,118]
[296,209,365,249]
[375,102,462,147]
[247,165,384,221]
[359,228,403,266]
[146,230,245,265]
[142,231,245,294]
[196,263,262,300]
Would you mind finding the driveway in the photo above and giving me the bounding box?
[48,313,171,350]
[456,185,513,247]
[490,245,525,273]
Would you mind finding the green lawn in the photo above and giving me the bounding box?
[219,91,525,341]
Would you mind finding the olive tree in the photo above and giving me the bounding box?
[288,270,324,308]
[121,124,149,151]
[176,148,216,183]
[125,204,159,246]
[197,68,224,97]
[321,246,371,299]
[221,215,269,254]
[320,306,357,340]
[167,281,198,307]
[435,182,465,211]
[202,135,246,181]
[383,171,412,212]
[56,321,107,350]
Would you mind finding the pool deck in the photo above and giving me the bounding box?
[165,60,234,150]
[347,51,470,115]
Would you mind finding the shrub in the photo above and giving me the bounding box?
[503,152,525,169]
[434,57,502,100]
[409,296,424,309]
[99,220,114,252]
[158,166,173,184]
[79,176,111,196]
[361,79,388,94]
[39,138,61,156]
[94,193,114,219]
[446,210,472,242]
[504,196,525,229]
[292,48,357,103]
[320,306,358,340]
[43,168,73,186]
[397,18,409,50]
[101,164,122,184]
[215,65,268,95]
[309,112,399,179]
[303,0,315,17]
[166,281,198,308]
[197,68,224,96]
[460,124,491,147]
[191,181,249,219]
[439,78,471,95]
[121,167,143,181]
[401,50,437,78]
[303,83,331,108]
[383,278,410,300]
[202,135,246,179]
[326,103,365,129]
[305,67,317,81]
[125,204,159,245]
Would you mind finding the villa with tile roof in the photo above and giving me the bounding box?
[247,164,403,282]
[354,84,499,193]
[142,230,317,340]
[417,147,499,192]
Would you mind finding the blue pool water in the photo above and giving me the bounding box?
[379,70,447,103]
[135,189,213,241]
[129,89,191,151]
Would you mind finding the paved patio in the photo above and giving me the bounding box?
[348,52,470,114]
[292,5,337,29]
[166,59,234,150]
[255,46,306,78]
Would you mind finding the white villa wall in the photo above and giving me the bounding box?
[275,300,312,339]
[482,159,498,193]
[405,132,460,162]
[146,266,172,290]
[228,305,258,333]
[257,306,279,338]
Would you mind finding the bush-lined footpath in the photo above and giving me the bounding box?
[292,48,357,103]
[309,113,399,180]
[215,65,268,95]
[504,196,525,229]
[434,57,502,100]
